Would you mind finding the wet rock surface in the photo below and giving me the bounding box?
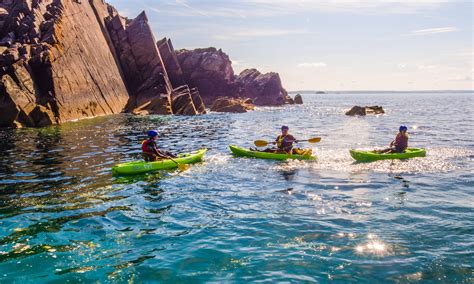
[294,94,303,104]
[210,97,256,113]
[345,105,385,116]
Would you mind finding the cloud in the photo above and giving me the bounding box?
[172,0,210,17]
[213,28,309,40]
[448,75,472,81]
[417,64,437,70]
[397,63,408,69]
[447,50,474,56]
[241,0,448,15]
[143,0,449,19]
[410,27,458,36]
[298,62,327,68]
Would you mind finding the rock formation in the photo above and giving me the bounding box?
[210,97,256,113]
[294,94,303,104]
[176,47,239,105]
[345,105,385,116]
[175,48,294,107]
[171,85,206,115]
[236,68,292,106]
[0,0,293,128]
[0,0,129,127]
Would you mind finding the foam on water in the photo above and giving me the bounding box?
[276,146,472,174]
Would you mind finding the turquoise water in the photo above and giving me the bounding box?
[0,93,473,282]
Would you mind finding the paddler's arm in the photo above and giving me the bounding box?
[155,149,171,159]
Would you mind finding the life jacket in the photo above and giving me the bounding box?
[276,134,294,152]
[394,133,408,151]
[141,139,156,155]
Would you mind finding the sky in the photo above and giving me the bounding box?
[107,0,473,91]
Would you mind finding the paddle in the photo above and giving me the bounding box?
[166,156,189,171]
[254,137,321,147]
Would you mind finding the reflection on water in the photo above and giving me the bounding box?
[0,93,473,282]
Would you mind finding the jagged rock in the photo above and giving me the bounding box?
[0,0,292,127]
[0,60,55,127]
[236,68,290,106]
[157,37,185,88]
[345,105,385,116]
[294,94,303,104]
[176,47,238,105]
[131,94,172,115]
[210,97,256,113]
[106,11,173,114]
[190,87,206,114]
[0,0,129,127]
[171,85,206,115]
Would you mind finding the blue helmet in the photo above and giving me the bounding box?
[281,125,289,130]
[399,125,408,132]
[147,130,158,137]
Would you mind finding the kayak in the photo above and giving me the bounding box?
[229,145,316,161]
[349,148,426,162]
[112,149,207,175]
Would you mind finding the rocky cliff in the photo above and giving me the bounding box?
[0,0,294,128]
[0,0,129,127]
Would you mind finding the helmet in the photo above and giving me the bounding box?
[147,130,158,137]
[281,125,289,130]
[399,125,408,132]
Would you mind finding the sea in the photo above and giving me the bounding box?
[0,92,472,282]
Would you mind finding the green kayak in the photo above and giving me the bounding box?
[112,149,207,175]
[349,148,426,162]
[229,145,316,161]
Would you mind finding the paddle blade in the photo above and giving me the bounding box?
[307,137,321,143]
[254,140,269,147]
[177,163,190,171]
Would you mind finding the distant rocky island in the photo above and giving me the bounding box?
[0,0,299,128]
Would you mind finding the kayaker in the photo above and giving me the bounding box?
[141,130,177,161]
[274,125,297,153]
[376,125,409,154]
[251,125,296,153]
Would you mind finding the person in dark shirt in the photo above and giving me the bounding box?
[268,125,298,153]
[141,130,176,161]
[376,125,409,154]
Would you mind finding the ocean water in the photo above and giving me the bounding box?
[0,92,472,283]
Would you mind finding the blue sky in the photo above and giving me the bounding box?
[107,0,473,91]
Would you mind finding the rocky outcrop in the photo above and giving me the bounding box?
[0,0,129,127]
[294,94,303,104]
[106,12,173,113]
[157,37,185,88]
[345,105,385,116]
[171,85,206,115]
[176,47,239,105]
[236,69,292,106]
[0,1,291,127]
[210,97,256,113]
[175,48,292,108]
